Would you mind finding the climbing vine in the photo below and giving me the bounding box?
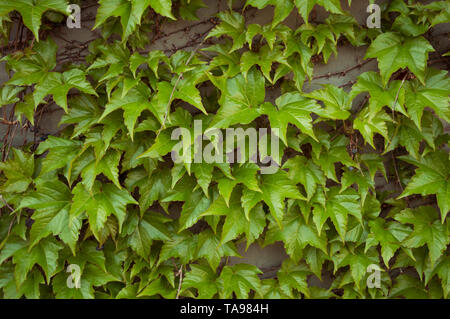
[0,0,449,299]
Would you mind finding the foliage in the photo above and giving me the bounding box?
[0,0,449,299]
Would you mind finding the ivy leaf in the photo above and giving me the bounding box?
[10,237,63,287]
[312,186,361,240]
[99,83,152,140]
[52,261,117,298]
[95,0,174,41]
[202,190,266,247]
[365,218,401,266]
[313,135,355,182]
[18,180,81,254]
[196,230,240,270]
[340,168,373,206]
[33,69,97,112]
[365,32,434,86]
[182,263,218,298]
[304,85,351,120]
[262,93,322,145]
[245,0,294,27]
[0,85,23,107]
[283,156,325,201]
[206,11,245,53]
[209,68,265,129]
[179,188,212,231]
[59,95,103,138]
[353,107,392,148]
[128,213,171,259]
[0,149,34,193]
[217,163,261,207]
[403,68,450,128]
[259,170,305,226]
[36,136,82,175]
[294,0,344,24]
[0,0,68,40]
[129,50,169,79]
[385,113,443,159]
[277,259,311,298]
[265,206,328,263]
[158,231,198,265]
[398,151,449,222]
[389,273,429,299]
[5,38,57,85]
[350,71,407,115]
[148,0,175,20]
[394,206,448,266]
[240,45,288,83]
[70,182,137,242]
[335,248,378,290]
[218,264,262,299]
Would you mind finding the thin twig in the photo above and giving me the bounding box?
[312,59,374,80]
[0,194,15,213]
[175,265,183,299]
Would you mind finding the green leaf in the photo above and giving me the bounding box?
[283,156,325,201]
[182,263,218,298]
[196,230,239,270]
[5,38,57,85]
[99,82,152,140]
[365,218,401,266]
[240,45,288,83]
[217,163,261,207]
[206,11,245,53]
[33,69,97,112]
[313,135,355,182]
[312,186,361,240]
[209,68,265,129]
[399,151,450,222]
[202,189,266,247]
[95,0,174,41]
[18,180,81,253]
[246,0,294,27]
[350,71,407,115]
[70,182,137,242]
[353,107,392,148]
[128,212,171,259]
[0,0,68,40]
[294,0,344,24]
[304,85,351,120]
[265,206,327,263]
[277,259,311,298]
[36,136,82,175]
[11,237,63,286]
[262,92,321,144]
[259,171,305,227]
[0,149,34,193]
[404,68,450,128]
[158,231,197,265]
[394,206,448,266]
[219,264,262,298]
[365,32,434,86]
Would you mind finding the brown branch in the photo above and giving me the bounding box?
[312,59,374,80]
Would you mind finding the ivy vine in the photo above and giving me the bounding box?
[0,0,449,299]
